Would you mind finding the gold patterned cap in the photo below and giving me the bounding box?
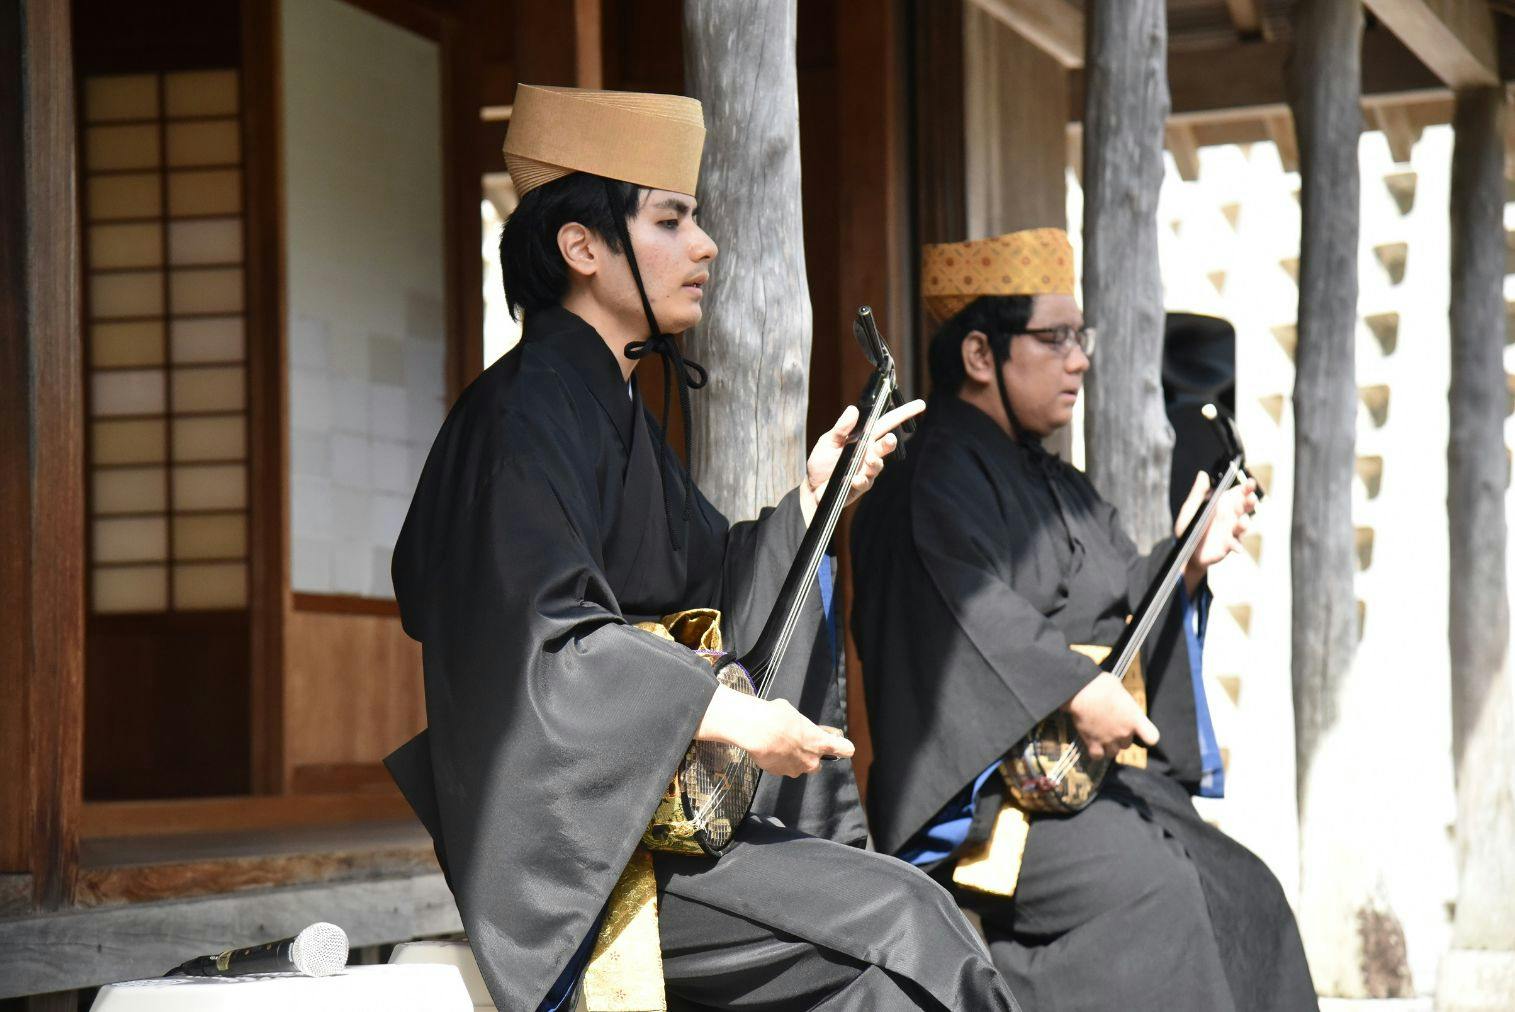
[921,228,1075,323]
[503,84,705,197]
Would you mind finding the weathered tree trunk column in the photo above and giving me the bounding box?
[682,0,811,520]
[1439,86,1515,1012]
[1288,1,1418,998]
[1081,0,1173,551]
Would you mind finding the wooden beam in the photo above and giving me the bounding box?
[0,872,461,999]
[1223,0,1268,39]
[1370,101,1422,162]
[81,791,413,839]
[1071,27,1448,122]
[1166,121,1201,180]
[1264,109,1300,171]
[968,0,1084,70]
[1362,0,1499,89]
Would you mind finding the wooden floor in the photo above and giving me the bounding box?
[76,820,438,907]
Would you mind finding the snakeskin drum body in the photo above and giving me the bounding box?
[635,610,759,857]
[1004,644,1146,815]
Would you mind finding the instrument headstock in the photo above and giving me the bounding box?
[854,306,916,443]
[1200,403,1264,499]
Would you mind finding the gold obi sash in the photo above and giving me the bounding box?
[581,608,724,1012]
[952,643,1147,899]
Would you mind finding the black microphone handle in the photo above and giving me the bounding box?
[169,936,298,977]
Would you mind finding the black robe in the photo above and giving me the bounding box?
[382,307,902,1009]
[851,394,1316,1012]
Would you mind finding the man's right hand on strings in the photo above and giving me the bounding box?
[696,685,854,777]
[1060,672,1160,762]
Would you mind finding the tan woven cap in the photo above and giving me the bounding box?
[503,84,705,197]
[921,228,1075,323]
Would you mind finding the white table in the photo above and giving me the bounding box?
[90,963,474,1011]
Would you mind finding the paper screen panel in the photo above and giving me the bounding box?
[93,564,169,613]
[166,119,241,167]
[174,514,247,560]
[170,268,244,315]
[90,271,165,319]
[169,218,242,266]
[84,74,159,123]
[168,170,242,217]
[93,517,169,564]
[86,124,161,171]
[93,419,168,465]
[172,415,245,461]
[89,173,163,220]
[173,464,246,511]
[92,370,166,417]
[94,467,169,515]
[91,320,166,369]
[171,317,244,363]
[164,70,239,118]
[172,366,245,414]
[90,223,164,270]
[173,562,247,609]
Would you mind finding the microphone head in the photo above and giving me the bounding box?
[289,922,349,977]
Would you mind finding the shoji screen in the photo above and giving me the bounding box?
[82,69,250,616]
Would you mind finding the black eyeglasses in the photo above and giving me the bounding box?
[1020,325,1097,357]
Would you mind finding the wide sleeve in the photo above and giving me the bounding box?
[404,406,720,1011]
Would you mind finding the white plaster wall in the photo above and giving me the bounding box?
[281,0,447,598]
[1069,124,1472,996]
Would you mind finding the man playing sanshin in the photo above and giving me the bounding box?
[384,85,1019,1011]
[851,228,1318,1011]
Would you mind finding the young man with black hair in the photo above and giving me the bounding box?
[384,85,1018,1012]
[851,229,1317,1011]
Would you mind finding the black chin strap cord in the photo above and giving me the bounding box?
[603,179,708,550]
[992,335,1078,556]
[989,334,1032,450]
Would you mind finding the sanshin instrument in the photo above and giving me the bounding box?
[1005,404,1263,814]
[643,306,910,857]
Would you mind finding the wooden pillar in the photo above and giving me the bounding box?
[832,0,910,797]
[1080,0,1172,551]
[908,0,966,386]
[443,2,486,395]
[1287,0,1361,804]
[1440,85,1515,1012]
[682,0,811,519]
[0,0,84,911]
[1288,1,1419,998]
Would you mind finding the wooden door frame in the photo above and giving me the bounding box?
[0,0,86,911]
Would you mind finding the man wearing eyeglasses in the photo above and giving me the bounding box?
[850,229,1315,1010]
